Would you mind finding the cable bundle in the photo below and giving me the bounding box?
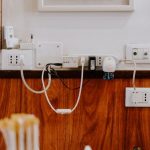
[0,114,40,150]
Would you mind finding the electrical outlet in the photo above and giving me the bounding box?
[96,56,103,67]
[78,55,103,67]
[0,49,33,70]
[62,56,79,68]
[126,44,150,63]
[8,54,20,66]
[125,88,150,107]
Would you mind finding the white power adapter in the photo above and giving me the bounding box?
[4,26,19,49]
[102,56,117,72]
[102,56,117,80]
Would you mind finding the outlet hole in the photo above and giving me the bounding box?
[133,52,137,55]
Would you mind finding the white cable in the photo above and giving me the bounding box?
[71,63,84,112]
[41,69,57,113]
[20,60,51,94]
[119,59,137,90]
[132,60,137,90]
[42,58,85,115]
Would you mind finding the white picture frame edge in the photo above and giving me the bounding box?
[38,0,134,12]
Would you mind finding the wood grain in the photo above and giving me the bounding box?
[0,78,150,150]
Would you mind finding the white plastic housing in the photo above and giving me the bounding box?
[126,44,150,63]
[4,26,19,49]
[0,49,33,70]
[56,109,72,114]
[62,56,79,68]
[125,88,150,107]
[4,26,14,40]
[102,56,117,72]
[36,42,63,68]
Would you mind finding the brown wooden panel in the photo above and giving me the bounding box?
[0,78,150,150]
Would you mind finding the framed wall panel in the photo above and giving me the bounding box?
[38,0,134,12]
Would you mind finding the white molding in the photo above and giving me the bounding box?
[38,0,134,12]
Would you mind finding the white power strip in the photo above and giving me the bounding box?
[125,88,150,107]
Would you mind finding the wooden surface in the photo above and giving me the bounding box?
[0,78,150,149]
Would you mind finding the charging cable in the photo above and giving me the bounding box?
[41,57,85,115]
[20,56,51,94]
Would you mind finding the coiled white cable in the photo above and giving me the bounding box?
[20,59,51,94]
[41,58,85,115]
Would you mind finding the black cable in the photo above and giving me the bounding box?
[46,64,90,90]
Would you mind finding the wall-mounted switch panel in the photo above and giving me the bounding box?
[125,88,150,107]
[126,44,150,63]
[62,56,79,68]
[0,49,33,70]
[36,42,63,68]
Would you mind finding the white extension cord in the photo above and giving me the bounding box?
[20,58,51,94]
[41,57,85,115]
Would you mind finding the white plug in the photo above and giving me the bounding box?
[20,55,25,65]
[80,57,86,65]
[102,56,117,73]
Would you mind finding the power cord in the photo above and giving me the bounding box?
[42,57,86,115]
[20,57,51,94]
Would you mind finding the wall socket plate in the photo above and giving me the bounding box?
[0,49,33,70]
[126,44,150,63]
[62,56,79,68]
[125,88,150,107]
[77,55,103,67]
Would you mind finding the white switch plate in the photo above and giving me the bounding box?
[126,44,150,63]
[36,42,63,68]
[0,49,33,70]
[125,88,150,107]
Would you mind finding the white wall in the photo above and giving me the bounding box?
[2,0,150,70]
